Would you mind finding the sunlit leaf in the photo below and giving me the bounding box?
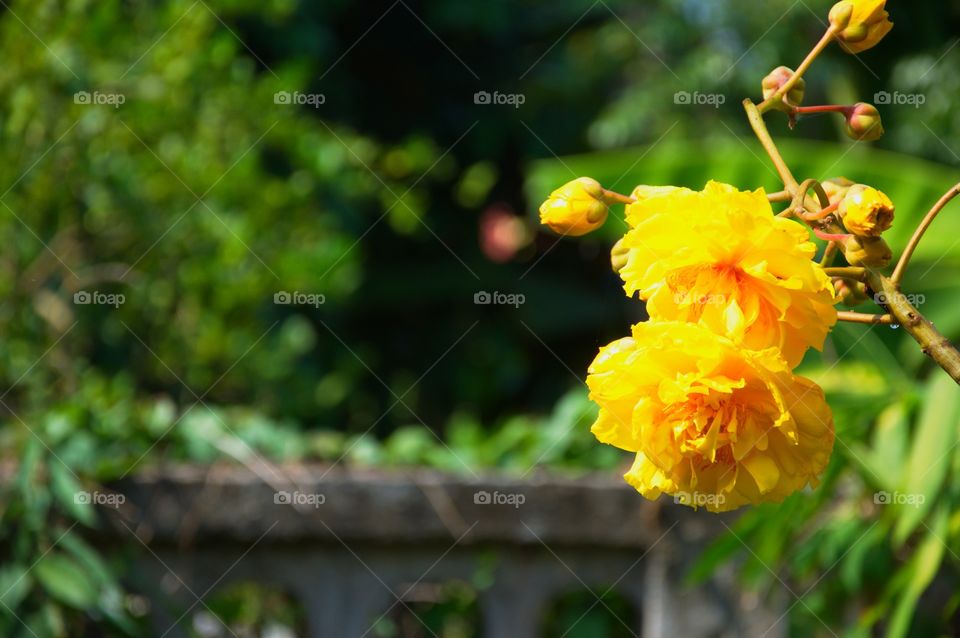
[893,373,960,545]
[34,554,98,610]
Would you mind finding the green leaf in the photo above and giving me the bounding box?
[0,564,33,611]
[869,403,911,488]
[893,373,960,545]
[886,505,949,638]
[34,554,98,610]
[16,437,42,492]
[57,530,115,588]
[839,524,884,592]
[847,402,910,492]
[49,462,95,527]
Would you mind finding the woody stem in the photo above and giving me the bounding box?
[865,268,960,384]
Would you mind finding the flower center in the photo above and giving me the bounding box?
[667,263,744,310]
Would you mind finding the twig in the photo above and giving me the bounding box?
[824,267,866,280]
[891,182,960,284]
[744,99,798,191]
[837,311,896,325]
[758,27,837,113]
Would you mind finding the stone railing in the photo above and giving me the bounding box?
[102,465,784,638]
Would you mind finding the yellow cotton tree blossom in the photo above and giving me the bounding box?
[538,177,609,236]
[829,0,893,54]
[586,321,834,512]
[618,181,837,368]
[839,184,895,236]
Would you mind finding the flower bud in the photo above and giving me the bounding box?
[843,235,892,267]
[830,0,893,54]
[844,103,884,141]
[833,278,869,307]
[839,184,894,236]
[828,1,854,29]
[762,66,806,110]
[539,177,609,236]
[610,237,629,274]
[822,177,854,206]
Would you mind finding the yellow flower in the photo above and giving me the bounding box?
[839,184,894,236]
[829,0,893,54]
[630,184,684,204]
[539,177,609,236]
[619,181,837,368]
[610,237,629,273]
[586,321,834,512]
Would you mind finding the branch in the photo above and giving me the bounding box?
[891,182,960,285]
[866,269,960,384]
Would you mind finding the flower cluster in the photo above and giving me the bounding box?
[538,0,960,509]
[540,180,838,512]
[532,0,918,512]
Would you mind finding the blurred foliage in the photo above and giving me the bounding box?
[0,438,142,636]
[191,582,305,638]
[370,580,481,638]
[1,0,960,636]
[541,589,636,638]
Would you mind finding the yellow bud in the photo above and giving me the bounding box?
[762,66,806,110]
[828,1,854,29]
[822,177,855,206]
[839,184,894,236]
[845,103,884,141]
[843,235,892,267]
[831,0,893,54]
[538,177,609,236]
[610,237,629,273]
[833,278,869,307]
